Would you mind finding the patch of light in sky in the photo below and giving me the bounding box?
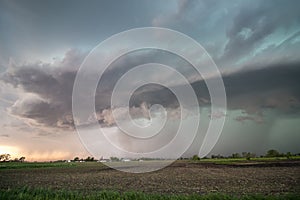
[253,27,300,57]
[0,145,20,156]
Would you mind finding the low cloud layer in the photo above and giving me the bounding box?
[1,49,300,129]
[1,50,84,129]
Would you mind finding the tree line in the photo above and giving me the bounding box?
[189,149,299,161]
[1,149,298,163]
[0,154,25,162]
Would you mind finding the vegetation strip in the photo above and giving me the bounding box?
[1,187,299,200]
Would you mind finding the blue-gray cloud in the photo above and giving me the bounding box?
[1,48,300,128]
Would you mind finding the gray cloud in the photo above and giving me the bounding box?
[235,115,264,124]
[0,49,187,128]
[1,49,85,129]
[1,0,300,131]
[224,62,300,114]
[2,49,300,129]
[137,59,300,114]
[0,134,9,137]
[152,0,300,70]
[220,0,300,65]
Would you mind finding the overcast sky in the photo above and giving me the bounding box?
[0,0,300,161]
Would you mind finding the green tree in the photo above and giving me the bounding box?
[242,152,255,160]
[192,155,200,161]
[232,153,241,158]
[242,152,247,158]
[73,157,80,161]
[110,157,119,162]
[286,152,292,159]
[266,149,280,157]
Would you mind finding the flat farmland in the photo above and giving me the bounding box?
[0,160,300,198]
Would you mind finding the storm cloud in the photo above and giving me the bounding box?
[1,49,300,129]
[221,0,300,64]
[1,50,84,128]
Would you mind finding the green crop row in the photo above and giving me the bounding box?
[0,187,299,200]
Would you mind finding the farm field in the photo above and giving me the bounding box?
[0,159,300,199]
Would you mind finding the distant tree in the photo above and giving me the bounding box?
[110,157,119,162]
[19,156,25,162]
[242,152,247,158]
[241,152,255,160]
[266,149,280,157]
[218,154,224,159]
[85,156,95,162]
[5,154,11,161]
[73,157,80,161]
[211,154,224,159]
[0,154,11,162]
[286,152,292,159]
[232,153,241,158]
[246,152,256,160]
[192,155,200,161]
[1,154,7,161]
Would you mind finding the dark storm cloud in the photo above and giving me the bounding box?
[224,62,300,113]
[1,50,85,129]
[0,0,166,66]
[0,49,191,128]
[2,51,300,129]
[1,0,300,130]
[136,60,300,119]
[153,0,300,69]
[221,0,300,64]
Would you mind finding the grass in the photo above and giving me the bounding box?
[190,156,300,165]
[0,161,112,170]
[0,187,299,200]
[0,162,77,170]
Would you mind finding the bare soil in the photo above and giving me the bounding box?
[0,160,299,195]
